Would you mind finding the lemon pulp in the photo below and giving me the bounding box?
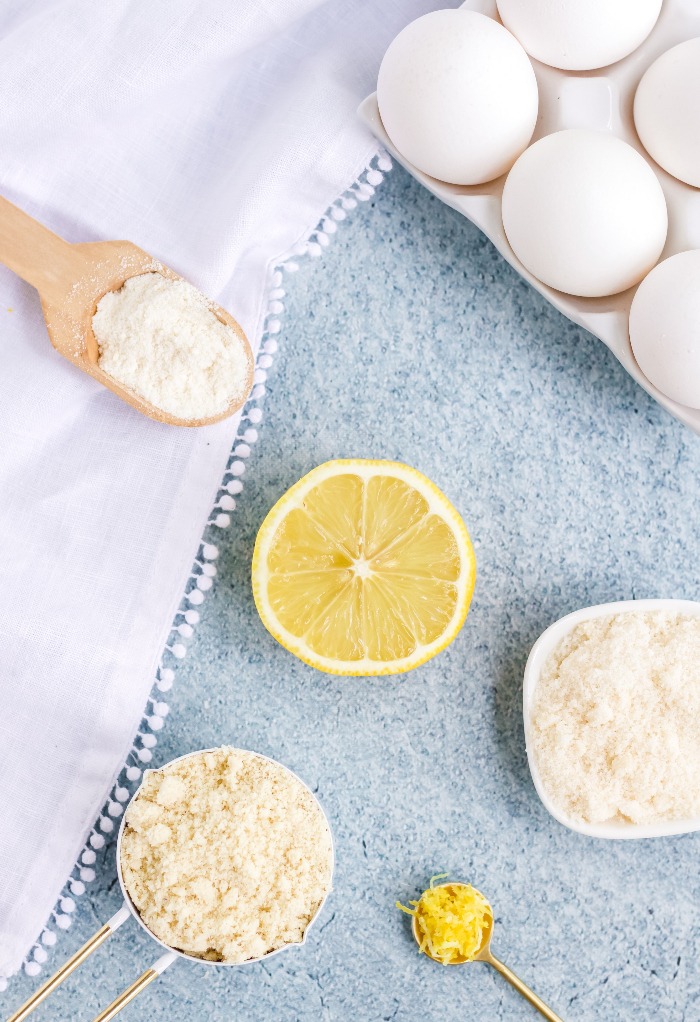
[252,460,475,675]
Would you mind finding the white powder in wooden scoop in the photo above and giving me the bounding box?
[120,747,333,963]
[93,273,250,420]
[530,612,700,825]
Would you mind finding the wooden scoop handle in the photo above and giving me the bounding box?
[0,195,90,305]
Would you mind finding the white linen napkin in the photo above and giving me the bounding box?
[0,0,442,982]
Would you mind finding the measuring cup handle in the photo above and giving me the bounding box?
[5,904,130,1022]
[486,953,565,1022]
[90,952,176,1022]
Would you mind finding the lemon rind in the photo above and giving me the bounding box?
[251,460,476,676]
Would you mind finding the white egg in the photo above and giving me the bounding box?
[377,9,538,186]
[496,0,662,71]
[634,38,700,189]
[629,251,700,409]
[501,129,668,298]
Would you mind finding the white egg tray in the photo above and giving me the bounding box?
[359,0,700,434]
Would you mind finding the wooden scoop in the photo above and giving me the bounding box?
[0,195,254,426]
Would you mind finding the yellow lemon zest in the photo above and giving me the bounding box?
[397,876,491,965]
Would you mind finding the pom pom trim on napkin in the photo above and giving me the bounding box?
[0,150,392,991]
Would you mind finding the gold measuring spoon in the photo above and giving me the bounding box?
[0,195,254,426]
[410,881,564,1022]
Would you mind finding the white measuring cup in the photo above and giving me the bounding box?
[523,598,700,839]
[7,748,335,1022]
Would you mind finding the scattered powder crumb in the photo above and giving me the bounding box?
[93,273,250,420]
[120,747,333,963]
[530,612,700,825]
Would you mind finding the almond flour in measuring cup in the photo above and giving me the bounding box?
[93,273,250,420]
[530,612,700,825]
[120,747,333,963]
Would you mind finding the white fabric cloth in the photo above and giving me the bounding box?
[0,0,442,980]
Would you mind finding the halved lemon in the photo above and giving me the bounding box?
[252,460,475,675]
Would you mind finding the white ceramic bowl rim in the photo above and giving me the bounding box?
[115,746,335,965]
[523,599,700,840]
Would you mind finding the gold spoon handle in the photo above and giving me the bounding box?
[90,952,177,1022]
[0,194,89,304]
[486,954,565,1022]
[5,905,130,1022]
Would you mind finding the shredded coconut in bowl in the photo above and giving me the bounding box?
[530,611,700,825]
[120,747,333,963]
[93,273,251,421]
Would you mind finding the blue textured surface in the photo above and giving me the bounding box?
[8,165,700,1022]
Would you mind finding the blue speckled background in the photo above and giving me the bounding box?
[7,164,700,1022]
